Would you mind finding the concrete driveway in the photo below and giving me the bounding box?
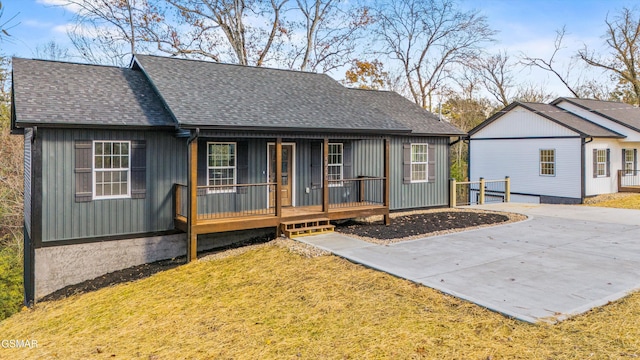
[298,203,640,323]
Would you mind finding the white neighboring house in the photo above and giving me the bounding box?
[469,98,640,204]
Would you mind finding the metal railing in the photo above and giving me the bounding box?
[175,183,277,220]
[329,176,385,209]
[450,177,511,207]
[618,170,640,192]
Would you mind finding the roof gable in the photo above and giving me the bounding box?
[12,58,175,128]
[470,102,623,139]
[133,55,412,132]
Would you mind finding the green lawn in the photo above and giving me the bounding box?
[0,239,23,320]
[0,243,638,359]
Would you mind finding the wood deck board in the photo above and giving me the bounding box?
[180,204,387,234]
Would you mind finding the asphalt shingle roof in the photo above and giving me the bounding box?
[12,58,175,127]
[347,89,466,136]
[135,54,453,134]
[470,101,624,138]
[519,102,623,138]
[554,97,640,133]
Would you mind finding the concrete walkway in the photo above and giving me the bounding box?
[297,203,640,323]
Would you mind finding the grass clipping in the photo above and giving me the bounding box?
[1,244,639,359]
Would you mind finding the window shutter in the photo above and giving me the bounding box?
[131,140,146,199]
[623,149,626,171]
[428,143,436,182]
[343,142,352,180]
[606,148,611,177]
[236,141,249,194]
[311,141,322,189]
[592,149,597,178]
[403,143,411,184]
[635,149,638,171]
[197,141,207,196]
[74,140,93,202]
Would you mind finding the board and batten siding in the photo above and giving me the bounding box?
[473,108,578,138]
[388,136,449,210]
[24,129,33,238]
[582,139,640,196]
[470,138,582,199]
[40,128,187,243]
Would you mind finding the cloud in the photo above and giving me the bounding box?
[23,19,55,28]
[36,0,83,14]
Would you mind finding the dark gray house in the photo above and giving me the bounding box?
[11,55,464,304]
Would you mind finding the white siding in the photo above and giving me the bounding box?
[584,139,640,196]
[556,101,640,142]
[472,107,578,139]
[470,138,582,199]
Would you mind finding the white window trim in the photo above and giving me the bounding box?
[410,143,429,183]
[207,142,237,194]
[596,148,607,178]
[328,143,344,187]
[623,148,635,175]
[539,149,556,177]
[92,140,131,200]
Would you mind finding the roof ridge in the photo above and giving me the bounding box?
[12,57,125,69]
[134,54,332,78]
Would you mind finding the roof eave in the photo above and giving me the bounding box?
[553,97,640,134]
[177,124,413,135]
[13,121,177,131]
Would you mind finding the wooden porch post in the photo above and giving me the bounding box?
[383,138,391,226]
[187,137,198,262]
[323,137,329,215]
[275,137,283,219]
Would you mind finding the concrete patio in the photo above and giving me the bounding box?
[297,203,640,323]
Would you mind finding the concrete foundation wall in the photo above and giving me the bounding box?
[34,228,273,299]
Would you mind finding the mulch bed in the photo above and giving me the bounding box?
[335,211,510,240]
[39,232,275,303]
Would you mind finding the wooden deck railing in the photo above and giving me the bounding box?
[618,170,640,193]
[329,176,385,209]
[450,177,511,207]
[176,176,388,222]
[175,183,277,220]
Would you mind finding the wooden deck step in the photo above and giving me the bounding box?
[280,218,335,238]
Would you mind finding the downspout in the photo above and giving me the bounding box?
[465,138,471,182]
[581,137,593,203]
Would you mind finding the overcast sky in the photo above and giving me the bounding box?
[2,0,640,98]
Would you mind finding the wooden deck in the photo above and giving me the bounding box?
[174,203,388,234]
[619,185,640,193]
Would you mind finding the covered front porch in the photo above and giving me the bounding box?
[175,134,391,261]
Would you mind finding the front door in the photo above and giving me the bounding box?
[269,144,293,207]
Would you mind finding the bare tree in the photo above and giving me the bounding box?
[63,0,163,65]
[473,51,514,107]
[513,82,555,103]
[287,0,371,72]
[34,41,71,61]
[522,26,581,98]
[164,0,289,65]
[0,0,18,40]
[375,0,495,111]
[579,8,640,105]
